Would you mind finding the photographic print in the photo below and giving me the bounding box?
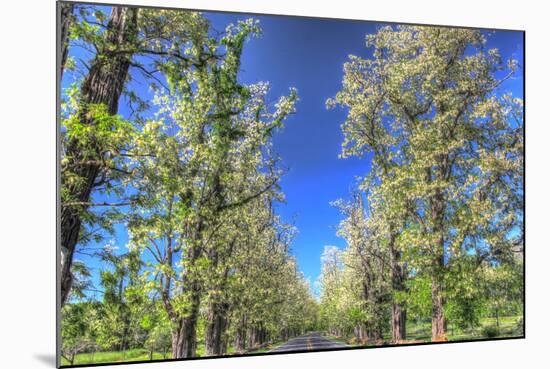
[58,1,524,366]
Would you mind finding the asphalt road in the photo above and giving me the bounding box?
[269,332,347,353]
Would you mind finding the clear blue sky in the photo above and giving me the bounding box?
[64,6,524,298]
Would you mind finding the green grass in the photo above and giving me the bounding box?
[406,315,523,342]
[62,341,268,366]
[324,316,523,348]
[61,344,207,365]
[60,349,170,366]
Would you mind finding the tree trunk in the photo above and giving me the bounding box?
[204,245,232,356]
[205,301,229,356]
[59,2,73,79]
[361,269,381,343]
[172,220,204,358]
[355,322,369,343]
[171,298,199,359]
[430,185,447,342]
[247,326,260,348]
[172,271,201,358]
[259,325,267,344]
[431,273,447,341]
[389,234,407,342]
[391,304,407,342]
[60,6,138,306]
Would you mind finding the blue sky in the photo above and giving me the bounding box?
[63,6,524,298]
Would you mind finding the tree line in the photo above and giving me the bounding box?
[60,4,317,364]
[319,26,524,343]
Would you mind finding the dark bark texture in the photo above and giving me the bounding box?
[171,285,201,358]
[204,238,236,356]
[391,303,407,342]
[205,301,230,356]
[59,3,73,79]
[204,250,231,356]
[431,274,447,341]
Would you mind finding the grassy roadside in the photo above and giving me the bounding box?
[323,316,522,348]
[406,315,522,342]
[60,346,211,366]
[61,317,522,365]
[60,349,170,366]
[61,341,280,366]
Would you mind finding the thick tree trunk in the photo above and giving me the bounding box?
[60,7,139,306]
[205,301,229,356]
[430,186,448,342]
[171,290,200,358]
[391,304,407,343]
[171,280,201,358]
[79,7,137,113]
[431,274,446,341]
[204,243,234,356]
[361,268,383,343]
[171,321,184,358]
[172,220,204,358]
[389,234,407,342]
[59,3,73,79]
